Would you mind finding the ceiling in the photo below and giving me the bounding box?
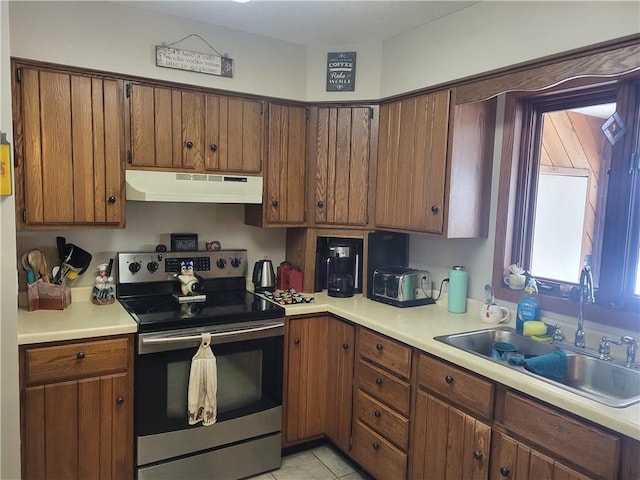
[118,1,478,46]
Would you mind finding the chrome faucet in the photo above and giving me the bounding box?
[575,264,594,348]
[600,335,638,368]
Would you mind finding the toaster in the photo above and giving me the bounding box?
[371,266,435,307]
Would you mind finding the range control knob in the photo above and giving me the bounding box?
[230,257,242,268]
[216,258,227,269]
[128,261,141,273]
[147,261,159,272]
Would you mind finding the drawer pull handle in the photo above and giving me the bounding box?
[376,343,384,351]
[116,396,125,405]
[445,375,454,384]
[342,343,349,350]
[294,338,300,345]
[375,377,383,385]
[473,450,483,461]
[374,410,381,418]
[372,442,380,450]
[76,352,86,360]
[499,467,510,477]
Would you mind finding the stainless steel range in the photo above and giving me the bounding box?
[117,250,285,480]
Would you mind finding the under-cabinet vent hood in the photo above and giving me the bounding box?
[126,170,263,204]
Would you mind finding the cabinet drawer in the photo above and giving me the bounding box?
[24,337,130,386]
[358,328,411,378]
[499,391,620,479]
[418,354,493,419]
[355,389,409,451]
[351,419,407,480]
[355,360,411,415]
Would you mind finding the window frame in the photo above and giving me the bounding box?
[492,74,640,332]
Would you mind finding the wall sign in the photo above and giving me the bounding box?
[156,45,233,78]
[326,52,356,92]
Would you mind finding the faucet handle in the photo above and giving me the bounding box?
[599,336,622,360]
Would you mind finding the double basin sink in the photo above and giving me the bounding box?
[434,326,640,408]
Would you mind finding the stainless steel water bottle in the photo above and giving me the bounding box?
[448,266,468,313]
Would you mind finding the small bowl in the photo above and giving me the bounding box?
[491,341,516,360]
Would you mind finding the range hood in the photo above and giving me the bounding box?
[126,170,263,204]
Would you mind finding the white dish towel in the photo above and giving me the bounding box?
[187,332,218,426]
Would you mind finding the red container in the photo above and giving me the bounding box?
[277,262,292,290]
[289,268,303,292]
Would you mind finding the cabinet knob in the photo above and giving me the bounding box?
[210,144,218,152]
[116,396,125,405]
[376,343,384,351]
[372,442,380,450]
[317,200,324,208]
[445,375,454,384]
[108,195,116,204]
[431,205,439,214]
[473,450,483,461]
[271,200,279,208]
[374,410,381,418]
[294,338,300,345]
[76,352,86,360]
[499,467,510,477]
[375,377,383,385]
[342,343,349,350]
[186,141,194,149]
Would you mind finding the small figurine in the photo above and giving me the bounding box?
[92,263,115,305]
[175,260,200,296]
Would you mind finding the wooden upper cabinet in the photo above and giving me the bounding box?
[375,89,496,238]
[127,82,264,174]
[309,106,375,228]
[245,102,307,227]
[13,64,125,228]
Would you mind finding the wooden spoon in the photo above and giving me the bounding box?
[39,253,50,283]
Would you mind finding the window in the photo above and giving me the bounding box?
[493,75,640,330]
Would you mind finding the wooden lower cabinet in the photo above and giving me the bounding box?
[352,420,407,479]
[490,431,590,480]
[284,315,354,448]
[19,335,134,480]
[411,390,490,480]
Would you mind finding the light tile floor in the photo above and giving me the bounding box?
[248,444,369,480]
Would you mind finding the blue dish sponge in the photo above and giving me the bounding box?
[509,350,568,380]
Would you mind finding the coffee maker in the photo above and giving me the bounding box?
[315,239,362,297]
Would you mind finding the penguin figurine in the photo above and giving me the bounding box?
[176,260,200,296]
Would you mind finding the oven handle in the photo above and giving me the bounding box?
[140,322,284,347]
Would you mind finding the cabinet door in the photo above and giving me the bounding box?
[205,96,263,174]
[17,66,124,227]
[490,431,591,480]
[412,390,490,480]
[285,316,328,443]
[375,91,449,234]
[325,317,355,452]
[265,103,307,225]
[128,83,183,168]
[312,106,372,226]
[22,372,132,480]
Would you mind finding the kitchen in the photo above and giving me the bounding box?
[2,1,640,479]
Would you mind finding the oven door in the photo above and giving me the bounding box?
[135,321,284,470]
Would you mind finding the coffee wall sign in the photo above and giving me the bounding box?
[326,52,356,92]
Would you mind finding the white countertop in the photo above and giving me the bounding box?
[17,287,137,345]
[17,287,640,440]
[279,292,640,441]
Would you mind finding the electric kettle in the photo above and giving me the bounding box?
[252,259,276,293]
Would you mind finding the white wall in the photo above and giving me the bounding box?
[1,1,21,478]
[380,1,640,98]
[9,1,308,101]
